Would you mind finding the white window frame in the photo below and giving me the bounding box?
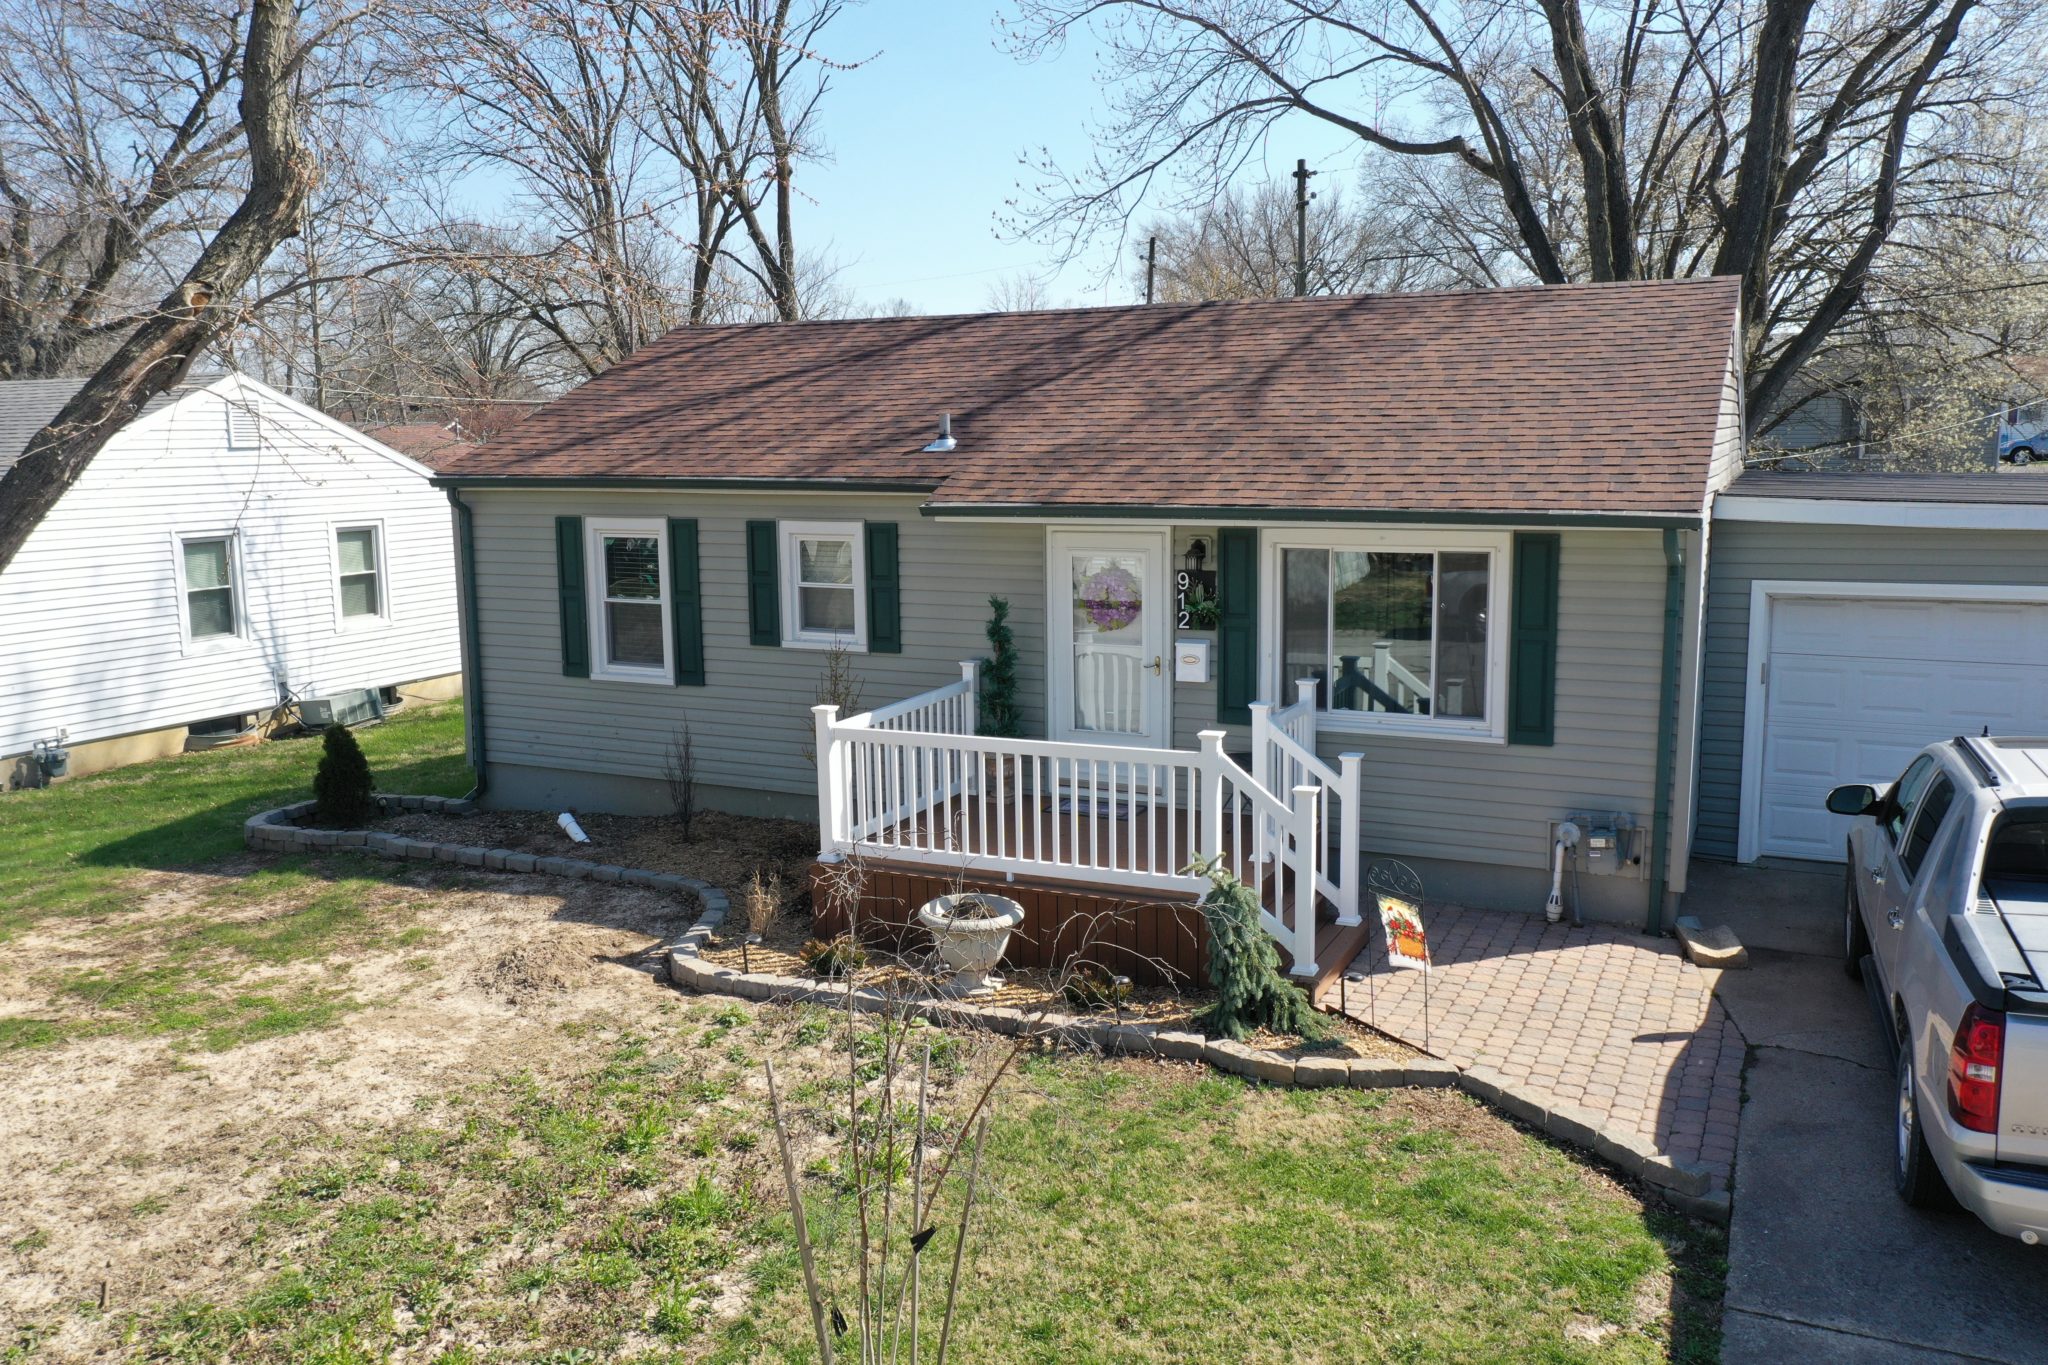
[584,517,673,684]
[779,520,867,651]
[173,530,247,651]
[1259,527,1511,742]
[331,520,390,630]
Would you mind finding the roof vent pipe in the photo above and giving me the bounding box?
[922,413,957,453]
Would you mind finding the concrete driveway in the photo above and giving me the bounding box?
[1692,860,2048,1363]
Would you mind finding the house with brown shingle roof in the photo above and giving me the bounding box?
[434,278,1753,974]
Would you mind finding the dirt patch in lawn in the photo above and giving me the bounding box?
[375,806,819,891]
[0,860,696,1362]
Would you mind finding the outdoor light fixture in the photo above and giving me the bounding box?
[743,932,762,974]
[1341,970,1365,1016]
[1184,537,1209,572]
[1111,975,1132,1027]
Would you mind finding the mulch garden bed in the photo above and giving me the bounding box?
[373,804,1417,1062]
[373,808,818,893]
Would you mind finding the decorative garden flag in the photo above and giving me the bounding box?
[1377,894,1430,971]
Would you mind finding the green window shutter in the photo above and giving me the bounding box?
[745,519,780,646]
[865,521,901,653]
[554,515,589,678]
[1216,527,1258,725]
[668,517,705,685]
[1508,532,1561,745]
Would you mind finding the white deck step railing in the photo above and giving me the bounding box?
[1249,679,1363,926]
[814,666,1325,975]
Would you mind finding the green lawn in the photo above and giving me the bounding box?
[0,705,1726,1362]
[127,1012,1722,1364]
[0,701,470,942]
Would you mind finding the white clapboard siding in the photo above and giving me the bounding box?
[0,375,461,756]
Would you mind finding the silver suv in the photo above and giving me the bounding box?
[1830,736,2048,1245]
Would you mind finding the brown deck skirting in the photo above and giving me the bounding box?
[810,858,1210,988]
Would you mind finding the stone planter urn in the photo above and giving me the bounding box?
[915,892,1025,996]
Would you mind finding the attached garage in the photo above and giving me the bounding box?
[1697,473,2048,864]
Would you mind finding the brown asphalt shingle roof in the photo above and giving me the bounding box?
[438,277,1741,517]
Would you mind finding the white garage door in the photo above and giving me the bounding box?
[1756,594,2048,860]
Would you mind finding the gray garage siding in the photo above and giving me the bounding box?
[1697,519,2048,860]
[465,489,1048,814]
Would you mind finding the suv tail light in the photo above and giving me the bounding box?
[1948,1003,2006,1133]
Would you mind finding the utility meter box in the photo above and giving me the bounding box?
[1174,638,1212,683]
[1551,811,1642,876]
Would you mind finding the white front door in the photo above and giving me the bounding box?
[1048,530,1171,748]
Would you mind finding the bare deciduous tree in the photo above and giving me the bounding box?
[1004,0,2038,432]
[0,0,321,573]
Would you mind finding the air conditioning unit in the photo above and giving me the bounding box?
[300,688,386,730]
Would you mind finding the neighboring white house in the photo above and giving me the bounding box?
[0,373,463,786]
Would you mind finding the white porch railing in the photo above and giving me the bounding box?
[813,666,1329,976]
[1249,680,1363,926]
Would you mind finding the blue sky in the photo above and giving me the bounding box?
[802,4,1368,315]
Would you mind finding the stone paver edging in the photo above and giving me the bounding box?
[242,795,718,900]
[243,796,1728,1224]
[665,887,1731,1223]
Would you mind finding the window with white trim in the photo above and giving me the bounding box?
[336,525,384,621]
[780,521,866,649]
[181,536,239,641]
[1267,530,1506,737]
[586,519,670,681]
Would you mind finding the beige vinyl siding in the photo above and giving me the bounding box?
[1707,343,1748,493]
[476,504,1683,915]
[1303,529,1673,875]
[1172,526,1676,879]
[467,491,1046,803]
[1697,519,2048,860]
[0,377,460,759]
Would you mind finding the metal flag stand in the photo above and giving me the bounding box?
[1365,857,1430,1055]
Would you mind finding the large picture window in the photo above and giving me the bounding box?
[1267,532,1506,738]
[780,521,867,649]
[585,519,670,681]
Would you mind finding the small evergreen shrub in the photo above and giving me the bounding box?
[311,724,378,828]
[979,595,1022,738]
[1192,858,1325,1042]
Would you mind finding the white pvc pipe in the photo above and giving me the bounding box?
[1546,821,1581,924]
[557,811,590,843]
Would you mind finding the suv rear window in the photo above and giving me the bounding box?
[1902,775,1957,880]
[1987,807,2048,882]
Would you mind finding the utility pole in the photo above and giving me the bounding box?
[302,203,326,412]
[1144,235,1157,305]
[1291,158,1318,298]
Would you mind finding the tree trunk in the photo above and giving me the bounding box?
[0,0,315,574]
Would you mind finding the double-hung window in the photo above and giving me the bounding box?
[780,521,866,649]
[181,536,240,642]
[586,519,671,681]
[1268,531,1507,738]
[336,525,384,622]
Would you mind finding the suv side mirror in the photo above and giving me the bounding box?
[1826,784,1880,816]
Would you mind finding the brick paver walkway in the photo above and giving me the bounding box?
[1337,905,1745,1187]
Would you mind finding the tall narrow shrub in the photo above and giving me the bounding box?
[980,595,1022,737]
[1192,858,1324,1041]
[312,724,378,828]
